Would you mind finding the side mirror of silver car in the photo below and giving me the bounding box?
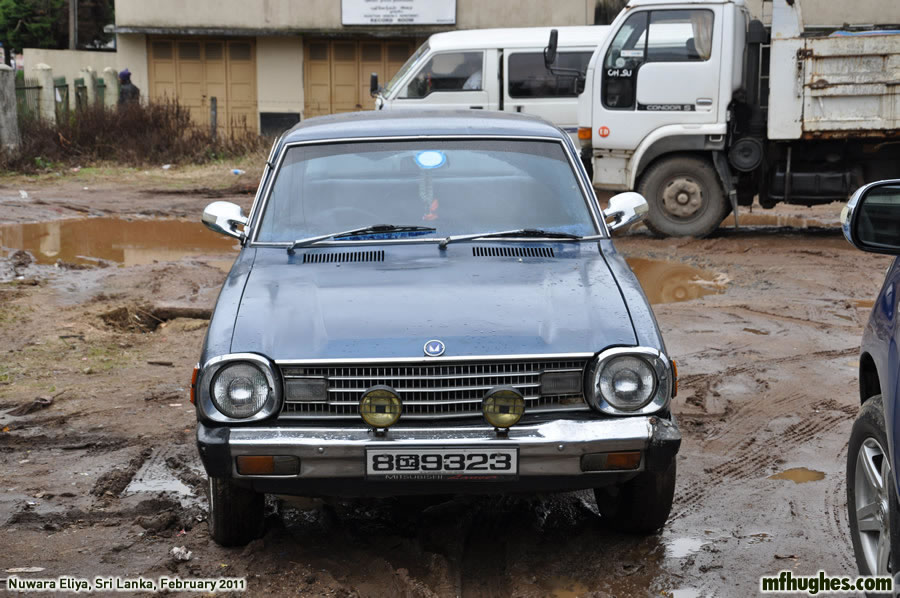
[605,192,649,232]
[841,179,900,255]
[202,201,248,241]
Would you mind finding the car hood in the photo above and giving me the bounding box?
[229,244,637,361]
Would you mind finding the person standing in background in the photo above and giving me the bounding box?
[118,68,140,105]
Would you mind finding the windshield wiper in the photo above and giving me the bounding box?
[287,224,436,254]
[438,228,583,250]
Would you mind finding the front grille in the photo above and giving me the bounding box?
[279,358,589,420]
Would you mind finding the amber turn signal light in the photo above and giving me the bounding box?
[190,364,199,404]
[577,127,592,140]
[580,451,642,472]
[671,360,678,398]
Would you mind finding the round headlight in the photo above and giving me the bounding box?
[483,387,525,428]
[211,362,270,418]
[596,355,657,411]
[360,386,402,428]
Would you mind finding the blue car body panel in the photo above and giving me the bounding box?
[861,257,900,495]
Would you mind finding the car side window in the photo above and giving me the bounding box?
[507,51,593,98]
[400,51,484,98]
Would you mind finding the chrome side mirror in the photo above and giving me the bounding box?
[842,179,900,255]
[202,201,247,241]
[605,192,649,232]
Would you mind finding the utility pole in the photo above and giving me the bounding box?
[69,0,77,49]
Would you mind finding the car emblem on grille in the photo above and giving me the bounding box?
[424,339,445,357]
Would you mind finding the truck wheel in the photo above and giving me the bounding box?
[847,395,898,580]
[207,476,265,547]
[638,156,728,237]
[594,460,676,534]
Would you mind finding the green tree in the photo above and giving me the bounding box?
[0,0,69,50]
[0,0,114,51]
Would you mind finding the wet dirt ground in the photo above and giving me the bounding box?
[0,175,889,597]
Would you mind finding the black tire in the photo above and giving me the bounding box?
[847,395,899,588]
[594,460,676,534]
[207,476,265,547]
[637,155,728,238]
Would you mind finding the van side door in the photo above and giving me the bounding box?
[503,48,593,140]
[388,49,499,111]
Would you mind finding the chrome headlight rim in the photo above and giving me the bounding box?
[586,347,672,416]
[198,353,282,423]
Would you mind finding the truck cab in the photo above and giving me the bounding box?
[568,0,900,237]
[373,27,609,143]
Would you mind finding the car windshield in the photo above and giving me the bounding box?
[254,138,597,243]
[384,41,429,95]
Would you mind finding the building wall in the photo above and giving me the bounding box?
[745,0,900,27]
[116,34,148,98]
[116,0,593,31]
[256,36,304,117]
[23,49,118,86]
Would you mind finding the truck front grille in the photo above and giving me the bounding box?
[278,358,590,420]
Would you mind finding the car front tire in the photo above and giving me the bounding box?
[207,476,265,547]
[847,395,898,582]
[594,460,676,534]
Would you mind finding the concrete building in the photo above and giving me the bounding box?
[114,0,595,135]
[113,0,900,135]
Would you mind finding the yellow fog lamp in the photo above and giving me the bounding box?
[359,385,402,429]
[483,386,525,429]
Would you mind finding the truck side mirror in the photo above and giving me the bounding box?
[370,72,379,97]
[543,29,558,69]
[842,180,900,254]
[605,192,649,232]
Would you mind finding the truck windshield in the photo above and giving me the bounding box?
[384,42,430,96]
[254,139,598,243]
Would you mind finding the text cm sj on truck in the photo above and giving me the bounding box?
[546,0,900,237]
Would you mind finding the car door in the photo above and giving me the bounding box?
[503,48,593,140]
[388,49,498,111]
[592,6,722,151]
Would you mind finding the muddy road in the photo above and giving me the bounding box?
[0,177,888,597]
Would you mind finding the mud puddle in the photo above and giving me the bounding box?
[768,467,826,483]
[0,218,237,267]
[627,258,728,304]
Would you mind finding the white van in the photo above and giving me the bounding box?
[372,26,610,139]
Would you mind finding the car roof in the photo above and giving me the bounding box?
[279,110,571,145]
[426,26,610,51]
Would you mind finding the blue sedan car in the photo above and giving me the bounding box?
[842,179,900,577]
[196,110,680,546]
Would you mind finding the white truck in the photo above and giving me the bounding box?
[545,0,900,236]
[370,26,609,142]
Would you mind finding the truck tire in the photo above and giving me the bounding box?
[638,156,728,238]
[207,476,265,547]
[594,460,676,534]
[847,395,898,583]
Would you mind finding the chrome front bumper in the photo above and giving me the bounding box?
[198,416,680,492]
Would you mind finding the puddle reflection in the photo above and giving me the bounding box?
[626,258,727,305]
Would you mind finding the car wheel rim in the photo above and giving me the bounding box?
[854,436,892,575]
[661,176,705,220]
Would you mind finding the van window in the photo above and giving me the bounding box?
[507,51,593,98]
[400,51,484,98]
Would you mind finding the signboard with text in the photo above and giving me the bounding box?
[342,0,456,25]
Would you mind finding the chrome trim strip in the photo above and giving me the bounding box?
[283,367,585,381]
[248,134,606,246]
[275,352,595,366]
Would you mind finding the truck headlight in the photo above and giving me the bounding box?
[588,348,671,415]
[198,353,281,423]
[212,362,270,418]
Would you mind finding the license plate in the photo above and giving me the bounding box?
[366,447,518,481]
